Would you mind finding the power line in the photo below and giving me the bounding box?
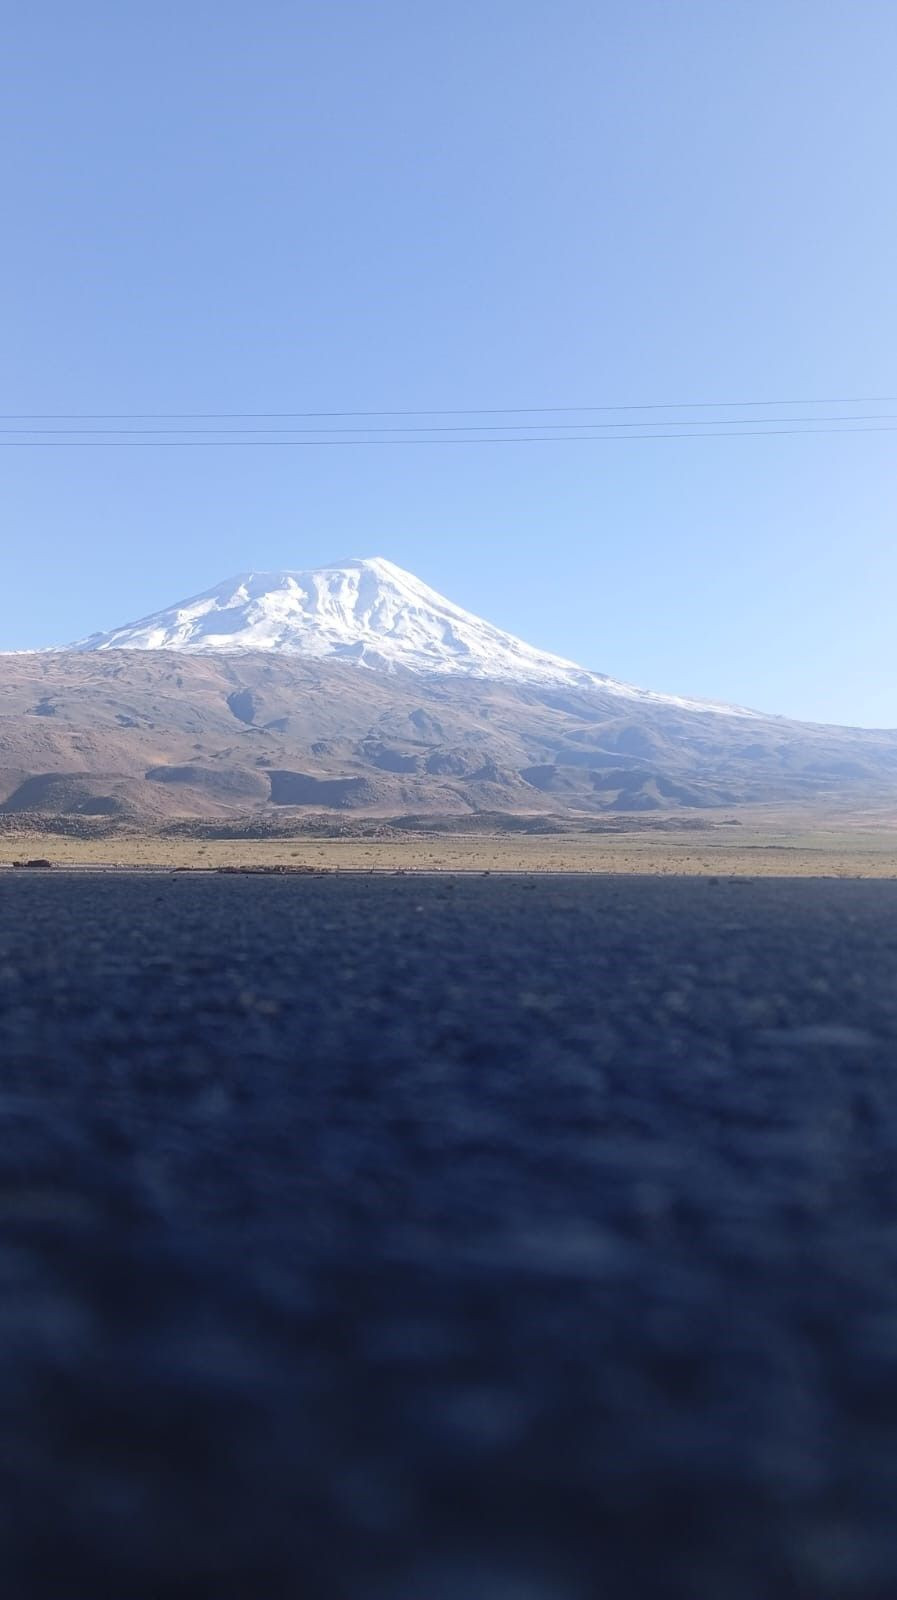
[3,425,897,446]
[0,395,896,421]
[2,411,896,436]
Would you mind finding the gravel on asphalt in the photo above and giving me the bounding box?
[2,872,897,1598]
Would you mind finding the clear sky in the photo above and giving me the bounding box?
[3,1,896,725]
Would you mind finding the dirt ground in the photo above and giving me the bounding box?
[4,824,897,875]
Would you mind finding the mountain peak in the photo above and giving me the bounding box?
[70,554,754,716]
[72,554,602,687]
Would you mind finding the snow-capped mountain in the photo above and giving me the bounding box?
[72,555,755,718]
[73,557,595,682]
[10,555,897,823]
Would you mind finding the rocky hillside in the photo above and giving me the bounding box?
[2,651,897,824]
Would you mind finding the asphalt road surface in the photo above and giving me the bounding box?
[2,870,897,1599]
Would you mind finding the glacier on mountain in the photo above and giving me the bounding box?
[71,555,759,718]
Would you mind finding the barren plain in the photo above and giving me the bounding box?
[3,813,897,875]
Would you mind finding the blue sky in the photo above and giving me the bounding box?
[3,1,896,725]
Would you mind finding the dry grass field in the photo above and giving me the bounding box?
[4,818,897,875]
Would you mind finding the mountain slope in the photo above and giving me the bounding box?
[3,649,897,825]
[71,556,755,718]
